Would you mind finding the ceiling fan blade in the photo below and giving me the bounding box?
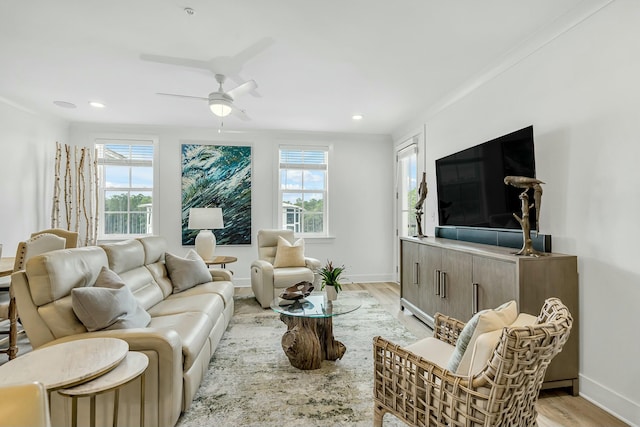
[141,54,211,71]
[231,106,251,121]
[156,92,208,101]
[232,37,275,66]
[227,80,258,99]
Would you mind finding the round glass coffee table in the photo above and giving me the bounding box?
[270,292,361,370]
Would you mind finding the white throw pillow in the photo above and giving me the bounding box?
[446,300,518,375]
[273,236,306,268]
[71,266,151,332]
[165,250,212,293]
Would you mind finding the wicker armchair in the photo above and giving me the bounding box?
[373,298,573,427]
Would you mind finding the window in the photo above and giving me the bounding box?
[95,138,156,239]
[279,146,329,236]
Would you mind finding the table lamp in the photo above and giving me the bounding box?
[188,208,224,260]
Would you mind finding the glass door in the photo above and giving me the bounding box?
[397,145,418,239]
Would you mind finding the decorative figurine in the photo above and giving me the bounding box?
[415,172,428,237]
[504,176,545,256]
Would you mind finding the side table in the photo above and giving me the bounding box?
[58,351,149,427]
[202,255,237,269]
[0,337,128,391]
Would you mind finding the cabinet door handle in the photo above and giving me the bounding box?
[434,270,440,295]
[472,283,479,314]
[440,271,446,298]
[413,262,419,285]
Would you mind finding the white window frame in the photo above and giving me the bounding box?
[278,145,330,237]
[95,136,158,240]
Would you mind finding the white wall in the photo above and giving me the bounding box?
[69,123,394,286]
[393,1,640,424]
[0,100,69,261]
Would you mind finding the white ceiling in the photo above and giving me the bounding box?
[0,0,593,135]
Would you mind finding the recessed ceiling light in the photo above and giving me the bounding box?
[352,114,363,120]
[89,101,105,108]
[53,100,76,109]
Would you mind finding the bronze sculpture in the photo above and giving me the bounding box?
[415,172,428,237]
[504,176,545,256]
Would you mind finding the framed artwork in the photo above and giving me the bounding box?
[181,143,252,245]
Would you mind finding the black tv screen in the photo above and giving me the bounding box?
[435,126,536,230]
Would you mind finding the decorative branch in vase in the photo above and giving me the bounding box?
[319,260,345,301]
[415,172,428,237]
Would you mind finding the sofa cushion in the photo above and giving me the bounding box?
[273,267,315,288]
[273,236,305,267]
[148,293,224,324]
[405,337,456,368]
[138,235,167,265]
[148,312,213,371]
[25,246,109,306]
[447,300,518,375]
[165,251,212,293]
[168,281,235,309]
[101,239,146,275]
[71,267,151,331]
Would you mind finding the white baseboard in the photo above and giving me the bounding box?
[579,374,639,427]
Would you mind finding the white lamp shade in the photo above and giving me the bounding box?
[188,208,224,230]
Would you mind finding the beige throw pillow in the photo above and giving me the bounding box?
[165,250,212,293]
[467,312,538,376]
[447,300,518,375]
[71,266,151,332]
[273,236,306,267]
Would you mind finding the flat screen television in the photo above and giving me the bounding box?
[435,125,536,230]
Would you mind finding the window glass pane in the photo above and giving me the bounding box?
[130,167,153,188]
[130,191,153,211]
[280,170,302,190]
[303,212,323,233]
[302,193,323,212]
[105,191,129,212]
[104,166,130,188]
[104,213,128,235]
[303,170,325,190]
[282,192,303,205]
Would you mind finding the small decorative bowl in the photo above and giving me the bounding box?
[279,281,314,300]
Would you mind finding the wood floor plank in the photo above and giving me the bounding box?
[238,282,628,427]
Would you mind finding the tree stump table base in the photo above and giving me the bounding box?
[279,314,346,370]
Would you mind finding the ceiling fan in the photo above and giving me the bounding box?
[157,74,256,120]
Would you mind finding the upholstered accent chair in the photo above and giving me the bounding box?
[0,233,67,359]
[250,229,321,308]
[31,228,79,249]
[0,382,51,427]
[373,298,573,427]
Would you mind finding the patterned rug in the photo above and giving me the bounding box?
[176,291,417,427]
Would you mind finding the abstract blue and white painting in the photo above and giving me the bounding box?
[181,144,252,245]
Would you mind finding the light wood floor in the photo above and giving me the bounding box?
[239,282,628,427]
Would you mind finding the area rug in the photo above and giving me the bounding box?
[176,291,417,427]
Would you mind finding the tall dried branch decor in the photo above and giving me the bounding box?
[51,142,99,246]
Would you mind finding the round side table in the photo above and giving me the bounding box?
[58,351,149,427]
[0,338,128,391]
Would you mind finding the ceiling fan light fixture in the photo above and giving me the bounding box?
[209,101,232,117]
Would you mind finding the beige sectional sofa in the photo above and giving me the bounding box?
[12,236,234,427]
